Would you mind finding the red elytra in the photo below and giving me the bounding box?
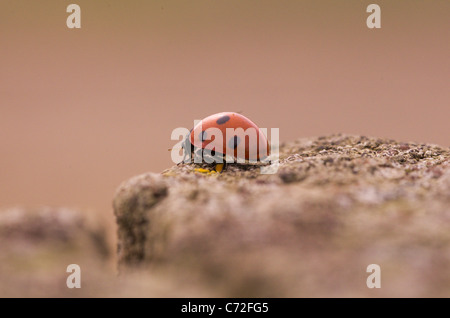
[189,112,270,162]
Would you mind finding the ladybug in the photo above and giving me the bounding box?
[181,112,270,172]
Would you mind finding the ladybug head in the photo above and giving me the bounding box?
[181,129,194,163]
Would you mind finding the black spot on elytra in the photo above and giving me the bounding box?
[216,115,230,125]
[199,131,207,142]
[228,136,240,149]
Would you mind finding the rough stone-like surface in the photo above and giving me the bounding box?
[0,207,110,297]
[0,206,215,297]
[114,134,450,297]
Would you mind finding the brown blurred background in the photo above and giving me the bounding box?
[1,0,449,226]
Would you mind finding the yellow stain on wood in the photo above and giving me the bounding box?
[194,168,211,174]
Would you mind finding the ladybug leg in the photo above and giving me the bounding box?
[215,163,225,173]
[214,155,227,173]
[179,133,194,165]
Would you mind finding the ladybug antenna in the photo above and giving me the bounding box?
[236,110,244,114]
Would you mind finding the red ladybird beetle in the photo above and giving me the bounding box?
[181,112,270,172]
